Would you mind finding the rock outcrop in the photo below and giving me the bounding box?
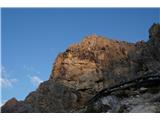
[1,98,33,113]
[1,23,160,113]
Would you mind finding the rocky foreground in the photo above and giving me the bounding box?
[1,23,160,113]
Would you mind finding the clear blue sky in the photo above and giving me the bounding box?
[1,8,160,104]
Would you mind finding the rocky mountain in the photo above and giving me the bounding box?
[1,23,160,113]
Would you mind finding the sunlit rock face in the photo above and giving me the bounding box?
[51,35,136,91]
[2,23,160,113]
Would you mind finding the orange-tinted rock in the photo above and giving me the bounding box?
[1,98,33,113]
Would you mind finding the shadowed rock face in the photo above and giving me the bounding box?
[1,98,33,113]
[1,23,160,113]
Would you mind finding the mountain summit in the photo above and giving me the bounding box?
[2,23,160,113]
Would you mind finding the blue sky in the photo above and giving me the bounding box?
[1,8,160,104]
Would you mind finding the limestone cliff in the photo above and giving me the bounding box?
[1,23,160,113]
